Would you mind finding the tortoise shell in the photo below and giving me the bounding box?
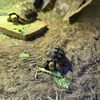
[8,1,38,24]
[44,47,66,72]
[46,47,65,61]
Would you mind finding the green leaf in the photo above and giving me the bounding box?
[53,73,70,89]
[37,67,62,78]
[19,52,29,59]
[37,67,70,89]
[18,28,28,36]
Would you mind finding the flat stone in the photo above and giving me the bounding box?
[0,16,47,40]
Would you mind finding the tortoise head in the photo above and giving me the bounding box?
[8,13,18,22]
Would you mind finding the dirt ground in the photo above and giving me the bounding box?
[0,0,100,100]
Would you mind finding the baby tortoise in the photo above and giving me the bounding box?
[7,1,38,24]
[44,47,73,75]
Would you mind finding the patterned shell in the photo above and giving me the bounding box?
[10,1,37,21]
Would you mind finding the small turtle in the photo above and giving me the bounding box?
[46,47,65,60]
[44,47,66,72]
[8,1,38,24]
[44,47,73,75]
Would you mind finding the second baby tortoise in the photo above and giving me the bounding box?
[44,47,66,72]
[44,47,73,75]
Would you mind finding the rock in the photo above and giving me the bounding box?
[54,0,93,23]
[0,16,47,40]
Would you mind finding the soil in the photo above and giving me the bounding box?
[0,0,100,100]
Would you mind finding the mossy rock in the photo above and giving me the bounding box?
[0,16,47,40]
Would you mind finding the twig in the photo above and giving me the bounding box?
[56,90,59,100]
[26,91,31,100]
[77,65,96,83]
[47,96,54,100]
[85,65,95,74]
[34,70,38,79]
[89,86,95,95]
